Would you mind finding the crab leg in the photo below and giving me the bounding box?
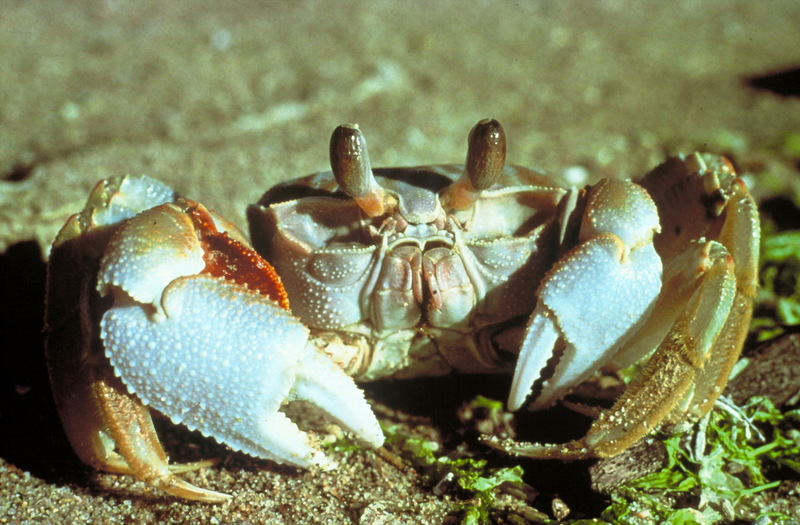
[648,155,760,422]
[91,376,232,501]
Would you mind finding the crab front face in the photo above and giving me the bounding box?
[249,163,568,379]
[45,119,759,501]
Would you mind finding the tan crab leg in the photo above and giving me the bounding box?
[48,351,226,501]
[440,118,506,211]
[92,377,232,502]
[665,167,760,422]
[628,154,760,424]
[330,124,391,217]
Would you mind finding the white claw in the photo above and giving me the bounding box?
[509,179,662,413]
[101,274,381,468]
[510,237,661,411]
[291,349,385,448]
[507,309,561,411]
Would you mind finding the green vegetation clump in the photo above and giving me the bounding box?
[597,397,799,524]
[754,229,800,340]
[377,395,553,523]
[383,418,528,524]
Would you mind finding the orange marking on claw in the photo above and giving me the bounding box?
[186,201,291,310]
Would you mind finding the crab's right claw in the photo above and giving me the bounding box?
[46,176,383,503]
[98,201,384,470]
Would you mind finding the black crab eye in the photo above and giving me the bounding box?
[440,118,506,212]
[330,124,388,218]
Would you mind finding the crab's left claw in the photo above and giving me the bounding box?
[497,154,759,461]
[508,178,663,411]
[101,276,384,467]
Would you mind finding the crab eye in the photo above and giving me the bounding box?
[440,118,506,211]
[330,124,388,218]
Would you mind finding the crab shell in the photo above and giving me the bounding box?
[44,120,759,502]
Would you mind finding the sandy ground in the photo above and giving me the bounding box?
[2,1,799,523]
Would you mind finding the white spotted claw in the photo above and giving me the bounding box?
[508,179,663,411]
[97,206,383,470]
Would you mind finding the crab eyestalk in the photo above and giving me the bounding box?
[440,118,506,211]
[330,124,390,217]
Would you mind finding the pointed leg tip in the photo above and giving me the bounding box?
[194,490,233,504]
[160,476,233,503]
[507,395,524,413]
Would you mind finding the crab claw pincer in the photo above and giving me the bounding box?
[508,178,663,412]
[97,197,383,471]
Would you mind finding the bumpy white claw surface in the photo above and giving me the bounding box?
[290,348,384,448]
[508,180,663,412]
[101,274,383,468]
[98,204,206,309]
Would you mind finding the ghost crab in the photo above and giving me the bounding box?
[45,119,759,502]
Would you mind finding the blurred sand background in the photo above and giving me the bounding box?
[2,1,799,522]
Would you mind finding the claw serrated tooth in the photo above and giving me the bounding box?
[247,411,334,469]
[508,307,561,412]
[291,349,384,448]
